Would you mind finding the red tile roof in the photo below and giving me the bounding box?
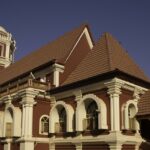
[0,24,86,85]
[62,32,149,85]
[137,90,150,116]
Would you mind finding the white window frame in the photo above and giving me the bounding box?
[0,43,5,57]
[122,100,139,131]
[76,94,108,131]
[39,115,49,135]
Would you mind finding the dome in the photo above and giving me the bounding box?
[0,26,7,33]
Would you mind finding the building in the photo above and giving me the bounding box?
[0,24,150,150]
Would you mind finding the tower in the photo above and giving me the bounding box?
[0,26,16,69]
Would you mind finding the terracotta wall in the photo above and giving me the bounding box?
[0,143,4,150]
[33,98,51,137]
[55,144,76,150]
[122,144,135,150]
[11,143,20,150]
[35,143,49,150]
[82,143,109,150]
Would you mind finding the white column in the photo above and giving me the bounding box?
[4,143,10,150]
[109,143,122,150]
[105,79,122,131]
[20,142,34,150]
[49,143,55,150]
[19,88,38,150]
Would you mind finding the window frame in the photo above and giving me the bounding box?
[39,115,49,135]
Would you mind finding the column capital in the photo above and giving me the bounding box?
[73,90,82,102]
[105,78,123,95]
[133,88,144,101]
[50,96,56,106]
[1,95,12,105]
[18,88,38,105]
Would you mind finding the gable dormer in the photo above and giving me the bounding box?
[0,26,16,69]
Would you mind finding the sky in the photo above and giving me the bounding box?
[0,0,150,78]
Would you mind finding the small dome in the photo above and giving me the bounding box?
[0,26,7,33]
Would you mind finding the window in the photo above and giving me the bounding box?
[128,104,136,130]
[122,101,139,131]
[6,123,13,137]
[55,108,66,133]
[40,115,49,134]
[0,43,5,57]
[83,101,98,131]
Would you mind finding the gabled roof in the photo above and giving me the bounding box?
[63,32,149,85]
[0,24,88,85]
[137,90,150,116]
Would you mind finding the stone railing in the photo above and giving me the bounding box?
[0,79,49,97]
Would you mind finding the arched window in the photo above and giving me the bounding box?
[83,101,98,130]
[5,108,13,137]
[122,101,139,131]
[76,94,108,131]
[49,101,74,133]
[128,104,136,130]
[55,107,66,133]
[3,104,21,137]
[40,115,49,135]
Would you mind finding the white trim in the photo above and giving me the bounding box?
[39,115,49,135]
[76,94,108,131]
[65,27,93,63]
[49,101,74,133]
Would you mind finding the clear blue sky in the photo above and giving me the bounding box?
[0,0,150,78]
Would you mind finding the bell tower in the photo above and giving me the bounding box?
[0,26,16,69]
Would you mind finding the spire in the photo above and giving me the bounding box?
[0,26,16,69]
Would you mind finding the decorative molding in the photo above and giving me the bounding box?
[73,89,82,102]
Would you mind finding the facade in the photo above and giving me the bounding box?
[0,24,150,150]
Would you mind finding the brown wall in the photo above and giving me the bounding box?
[82,142,109,150]
[35,143,49,150]
[0,143,4,150]
[122,144,135,150]
[55,144,76,150]
[11,143,20,150]
[58,96,76,110]
[33,98,51,137]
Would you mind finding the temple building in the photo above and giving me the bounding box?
[0,24,150,150]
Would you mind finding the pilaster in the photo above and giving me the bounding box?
[109,143,122,150]
[4,143,10,150]
[49,143,55,150]
[19,88,38,138]
[105,78,123,131]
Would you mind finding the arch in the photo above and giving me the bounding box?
[122,100,139,130]
[39,115,49,135]
[3,104,21,137]
[76,94,108,131]
[49,101,74,133]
